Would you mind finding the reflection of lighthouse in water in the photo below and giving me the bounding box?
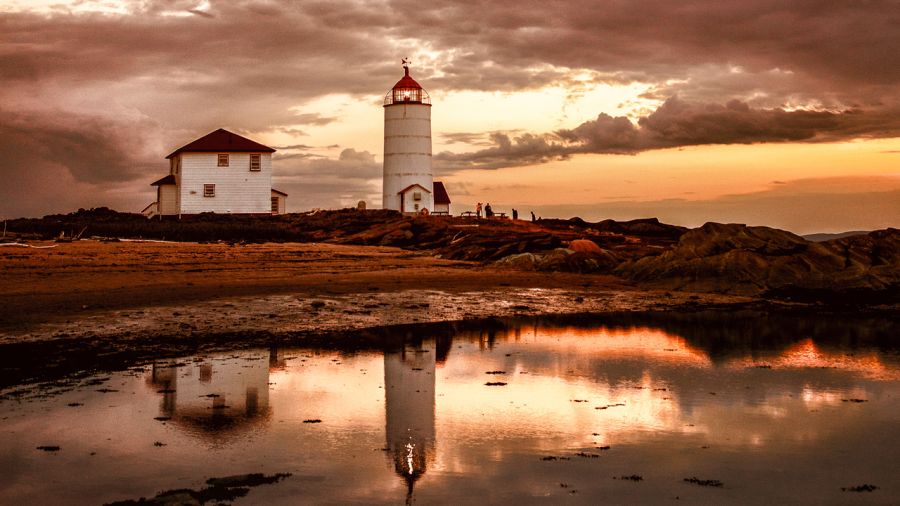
[384,340,436,503]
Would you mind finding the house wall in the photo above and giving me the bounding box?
[434,203,450,215]
[149,352,271,427]
[178,152,272,215]
[158,185,178,215]
[383,103,433,212]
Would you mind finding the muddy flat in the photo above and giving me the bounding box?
[0,240,634,331]
[1,240,898,505]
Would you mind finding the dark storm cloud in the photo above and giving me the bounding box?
[273,144,315,150]
[0,108,158,184]
[1,1,899,216]
[272,148,382,210]
[276,148,380,189]
[287,148,381,180]
[436,132,571,171]
[442,131,520,146]
[518,177,900,235]
[395,0,900,105]
[186,9,216,18]
[3,1,897,108]
[441,132,493,146]
[0,108,162,218]
[0,2,400,132]
[291,114,337,126]
[436,98,900,170]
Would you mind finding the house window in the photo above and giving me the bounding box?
[271,196,279,213]
[250,154,261,171]
[204,184,215,197]
[413,192,422,201]
[217,154,229,167]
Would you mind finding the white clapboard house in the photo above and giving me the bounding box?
[144,129,287,218]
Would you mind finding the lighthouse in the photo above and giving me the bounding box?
[383,59,433,214]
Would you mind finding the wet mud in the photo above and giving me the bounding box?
[105,473,292,505]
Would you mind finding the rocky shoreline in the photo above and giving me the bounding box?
[5,208,898,302]
[1,209,897,401]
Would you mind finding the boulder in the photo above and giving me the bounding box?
[617,223,900,299]
[494,252,538,270]
[536,248,575,271]
[568,239,603,254]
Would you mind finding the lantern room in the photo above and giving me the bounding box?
[384,65,431,106]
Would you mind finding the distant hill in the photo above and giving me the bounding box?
[802,231,870,242]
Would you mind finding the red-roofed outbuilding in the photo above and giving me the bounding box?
[433,182,451,215]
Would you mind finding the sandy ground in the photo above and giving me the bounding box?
[0,240,762,334]
[0,240,653,329]
[0,240,755,395]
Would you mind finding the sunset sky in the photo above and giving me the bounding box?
[1,0,898,233]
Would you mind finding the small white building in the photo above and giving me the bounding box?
[146,128,287,218]
[397,183,431,214]
[271,189,288,214]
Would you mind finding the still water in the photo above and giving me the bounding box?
[1,314,898,505]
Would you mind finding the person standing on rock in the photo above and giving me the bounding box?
[476,202,482,218]
[530,211,536,222]
[485,203,494,218]
[512,209,518,220]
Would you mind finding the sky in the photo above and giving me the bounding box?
[1,0,898,233]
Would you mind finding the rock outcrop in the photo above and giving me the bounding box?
[616,223,900,299]
[11,208,894,302]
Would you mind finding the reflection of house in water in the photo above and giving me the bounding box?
[147,351,275,444]
[384,339,437,504]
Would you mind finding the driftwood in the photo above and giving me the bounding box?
[0,243,58,249]
[118,238,182,244]
[55,226,87,243]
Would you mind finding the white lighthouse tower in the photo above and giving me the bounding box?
[383,59,433,214]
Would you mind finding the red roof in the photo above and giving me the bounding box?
[392,67,423,91]
[433,181,451,205]
[384,65,431,106]
[166,128,275,159]
[151,174,176,186]
[271,188,288,196]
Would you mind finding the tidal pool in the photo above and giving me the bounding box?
[1,314,898,505]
